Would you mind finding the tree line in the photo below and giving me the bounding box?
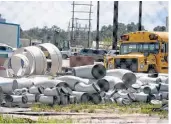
[20,22,166,47]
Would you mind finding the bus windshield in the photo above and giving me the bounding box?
[120,42,159,55]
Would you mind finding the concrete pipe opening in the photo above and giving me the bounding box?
[106,69,136,88]
[90,93,102,104]
[73,64,106,79]
[91,64,106,79]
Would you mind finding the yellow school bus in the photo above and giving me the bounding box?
[104,31,168,73]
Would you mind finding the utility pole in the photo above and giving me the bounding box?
[138,1,142,31]
[70,1,93,47]
[71,1,75,45]
[88,1,92,48]
[112,1,118,50]
[96,1,100,50]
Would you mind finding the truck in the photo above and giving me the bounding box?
[104,31,168,73]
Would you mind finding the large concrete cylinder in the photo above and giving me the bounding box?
[13,78,34,89]
[160,92,168,100]
[97,76,125,92]
[138,77,161,84]
[56,76,90,90]
[69,95,77,104]
[5,95,28,104]
[0,78,16,94]
[29,86,44,94]
[159,83,168,92]
[75,82,100,94]
[72,91,90,103]
[43,87,60,96]
[38,95,56,105]
[60,94,69,105]
[133,92,150,102]
[142,84,159,94]
[115,97,131,105]
[72,64,106,79]
[10,54,30,76]
[13,88,28,95]
[38,43,62,74]
[23,93,38,102]
[106,69,136,88]
[89,93,102,104]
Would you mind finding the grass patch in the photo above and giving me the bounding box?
[0,115,74,123]
[31,102,168,118]
[0,115,35,123]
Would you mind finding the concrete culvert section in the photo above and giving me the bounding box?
[72,91,90,103]
[13,78,34,89]
[74,82,101,94]
[0,78,16,94]
[106,69,136,88]
[89,93,102,104]
[38,43,62,74]
[38,95,56,105]
[10,54,30,77]
[97,76,126,92]
[56,76,90,90]
[5,95,28,104]
[72,64,106,79]
[43,87,60,96]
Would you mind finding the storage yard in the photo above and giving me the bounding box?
[0,1,169,124]
[0,43,168,123]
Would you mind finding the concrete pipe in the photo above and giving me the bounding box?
[56,76,90,90]
[106,69,136,88]
[160,92,168,100]
[13,88,28,95]
[158,76,168,84]
[69,96,77,104]
[142,84,159,94]
[23,93,38,102]
[38,95,56,105]
[60,94,69,105]
[38,43,62,74]
[13,78,34,89]
[72,91,90,103]
[33,79,69,89]
[0,78,16,94]
[43,87,60,96]
[105,90,117,98]
[5,95,28,104]
[133,92,150,102]
[29,86,44,94]
[117,91,136,102]
[13,46,47,75]
[54,96,61,105]
[103,97,115,103]
[138,77,161,84]
[159,83,168,92]
[75,82,100,94]
[10,54,30,77]
[97,76,125,92]
[152,94,162,100]
[89,93,102,104]
[115,97,131,105]
[72,64,106,79]
[59,86,72,96]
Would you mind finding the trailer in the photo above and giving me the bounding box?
[0,22,20,65]
[0,22,20,48]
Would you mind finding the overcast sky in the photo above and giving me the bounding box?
[0,1,168,31]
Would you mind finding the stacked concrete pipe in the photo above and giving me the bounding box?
[106,69,136,88]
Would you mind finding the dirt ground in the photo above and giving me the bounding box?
[3,112,168,124]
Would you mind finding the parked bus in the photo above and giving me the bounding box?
[104,31,168,73]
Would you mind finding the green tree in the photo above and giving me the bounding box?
[153,26,166,31]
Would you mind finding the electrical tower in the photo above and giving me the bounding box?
[70,1,93,48]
